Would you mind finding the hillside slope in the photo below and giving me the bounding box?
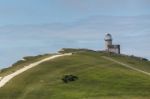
[0,49,150,99]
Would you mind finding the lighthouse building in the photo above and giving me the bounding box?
[104,33,120,54]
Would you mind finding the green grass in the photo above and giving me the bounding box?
[106,53,150,73]
[0,53,53,77]
[0,50,150,99]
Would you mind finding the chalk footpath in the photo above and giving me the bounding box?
[0,53,72,88]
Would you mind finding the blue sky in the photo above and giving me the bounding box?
[1,0,150,25]
[0,0,150,68]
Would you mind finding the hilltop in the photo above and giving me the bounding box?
[0,48,150,99]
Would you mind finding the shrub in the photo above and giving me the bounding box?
[62,75,78,83]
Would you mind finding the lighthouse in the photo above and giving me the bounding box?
[104,33,120,54]
[104,33,112,50]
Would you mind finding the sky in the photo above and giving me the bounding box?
[0,0,150,68]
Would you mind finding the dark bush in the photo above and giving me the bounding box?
[141,58,148,61]
[62,75,78,83]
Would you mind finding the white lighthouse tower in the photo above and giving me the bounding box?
[104,33,112,50]
[104,33,120,54]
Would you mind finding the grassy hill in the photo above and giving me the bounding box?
[0,49,150,99]
[0,53,53,77]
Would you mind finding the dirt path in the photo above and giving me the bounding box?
[102,56,150,76]
[0,53,72,88]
